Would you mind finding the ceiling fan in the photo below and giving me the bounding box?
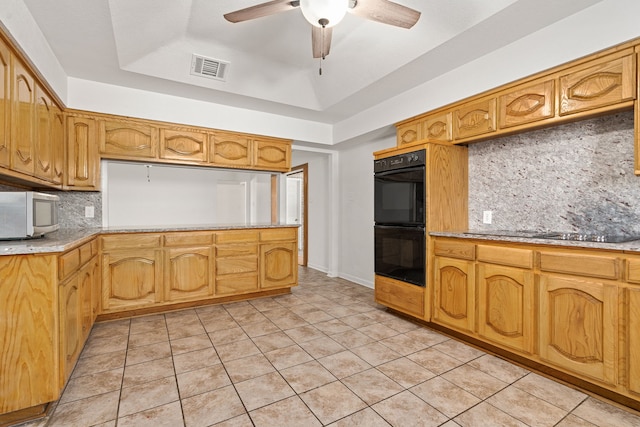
[224,0,421,61]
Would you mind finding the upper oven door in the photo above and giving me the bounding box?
[374,166,425,226]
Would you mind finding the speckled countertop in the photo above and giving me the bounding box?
[431,230,640,253]
[0,223,299,256]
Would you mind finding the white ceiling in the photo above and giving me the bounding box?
[22,0,604,124]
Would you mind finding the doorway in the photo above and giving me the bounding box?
[286,164,308,266]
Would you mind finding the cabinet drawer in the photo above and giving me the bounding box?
[101,233,162,251]
[216,256,258,275]
[539,251,619,279]
[59,248,80,280]
[375,275,424,318]
[215,274,258,295]
[79,240,97,265]
[164,232,214,247]
[477,245,533,268]
[627,258,640,284]
[434,240,475,260]
[215,230,259,244]
[216,244,258,258]
[260,228,297,242]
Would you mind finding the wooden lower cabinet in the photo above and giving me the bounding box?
[375,275,425,319]
[59,272,82,384]
[0,255,58,416]
[260,242,297,289]
[165,246,214,301]
[432,256,475,333]
[215,232,260,295]
[477,263,534,354]
[538,274,618,385]
[627,286,640,395]
[102,249,163,312]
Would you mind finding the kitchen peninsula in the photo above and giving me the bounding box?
[0,223,298,422]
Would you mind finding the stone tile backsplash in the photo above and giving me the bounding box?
[468,110,640,234]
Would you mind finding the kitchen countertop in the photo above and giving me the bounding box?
[430,230,640,253]
[0,223,299,256]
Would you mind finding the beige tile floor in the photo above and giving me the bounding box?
[23,267,640,427]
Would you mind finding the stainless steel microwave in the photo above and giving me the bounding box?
[0,192,60,240]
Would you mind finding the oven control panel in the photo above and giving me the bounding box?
[374,149,426,173]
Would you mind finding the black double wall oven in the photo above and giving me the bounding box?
[374,149,426,287]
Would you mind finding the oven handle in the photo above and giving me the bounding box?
[374,224,425,231]
[374,165,425,177]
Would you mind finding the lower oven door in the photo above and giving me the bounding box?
[374,225,426,287]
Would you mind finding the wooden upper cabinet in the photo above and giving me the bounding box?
[423,112,452,143]
[560,53,636,116]
[66,115,99,190]
[11,59,35,175]
[254,138,290,171]
[498,79,555,128]
[34,84,53,181]
[453,97,496,141]
[160,128,207,162]
[99,119,158,159]
[0,38,9,168]
[210,131,252,167]
[397,120,421,146]
[51,105,65,185]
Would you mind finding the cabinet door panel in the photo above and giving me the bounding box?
[453,98,496,141]
[375,275,425,319]
[433,257,475,332]
[51,105,65,185]
[0,39,10,167]
[102,250,162,311]
[397,121,421,146]
[560,54,635,115]
[254,138,290,171]
[210,132,251,167]
[627,287,640,394]
[165,247,213,301]
[499,79,555,128]
[160,128,207,162]
[11,60,35,174]
[260,242,297,289]
[100,120,158,159]
[539,274,617,384]
[66,116,99,190]
[59,275,81,384]
[477,264,534,353]
[34,85,53,181]
[424,112,452,143]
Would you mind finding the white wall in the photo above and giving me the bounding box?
[337,135,394,287]
[290,150,331,273]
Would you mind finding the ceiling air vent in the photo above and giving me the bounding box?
[190,54,229,81]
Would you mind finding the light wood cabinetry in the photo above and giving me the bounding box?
[99,119,158,159]
[453,98,496,141]
[396,120,421,146]
[66,114,99,190]
[254,138,291,172]
[539,273,618,385]
[433,256,475,333]
[0,38,10,168]
[160,128,207,163]
[423,112,452,143]
[259,228,297,289]
[34,84,54,181]
[210,131,252,167]
[560,53,635,116]
[375,275,425,318]
[59,270,81,384]
[101,234,163,313]
[477,263,534,354]
[625,274,640,395]
[0,255,58,416]
[215,230,260,295]
[11,59,35,175]
[51,104,65,185]
[498,79,555,129]
[164,232,214,302]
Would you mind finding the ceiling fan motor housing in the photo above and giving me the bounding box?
[300,0,349,27]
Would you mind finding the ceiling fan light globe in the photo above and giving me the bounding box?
[300,0,348,27]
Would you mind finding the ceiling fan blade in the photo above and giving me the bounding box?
[349,0,421,29]
[224,0,300,23]
[312,26,333,59]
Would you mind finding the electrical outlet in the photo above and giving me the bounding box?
[85,206,95,218]
[482,210,492,224]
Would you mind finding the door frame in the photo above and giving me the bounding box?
[288,163,308,266]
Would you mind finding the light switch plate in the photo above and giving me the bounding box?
[483,210,492,224]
